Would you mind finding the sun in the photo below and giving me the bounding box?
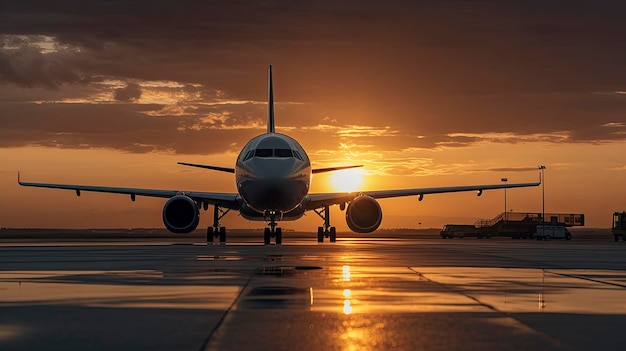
[330,168,365,192]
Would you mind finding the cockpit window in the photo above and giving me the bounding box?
[293,150,303,161]
[243,150,254,161]
[274,149,293,157]
[249,148,300,159]
[255,149,273,157]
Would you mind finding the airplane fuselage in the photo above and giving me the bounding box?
[235,133,311,221]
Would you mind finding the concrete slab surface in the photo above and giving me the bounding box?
[1,233,625,350]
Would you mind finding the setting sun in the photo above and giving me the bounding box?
[330,168,365,192]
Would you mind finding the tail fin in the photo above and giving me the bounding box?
[267,65,275,133]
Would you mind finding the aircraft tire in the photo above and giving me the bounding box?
[330,227,336,242]
[276,228,283,245]
[317,227,324,243]
[264,228,271,245]
[206,227,213,244]
[219,227,226,243]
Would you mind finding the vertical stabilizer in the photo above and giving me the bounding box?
[267,65,275,133]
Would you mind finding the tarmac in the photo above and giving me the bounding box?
[1,231,625,351]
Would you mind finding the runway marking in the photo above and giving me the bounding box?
[409,266,568,349]
[548,270,626,289]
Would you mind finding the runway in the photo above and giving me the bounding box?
[1,233,625,351]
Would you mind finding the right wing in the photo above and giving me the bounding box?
[17,173,241,209]
[312,165,363,174]
[306,179,541,210]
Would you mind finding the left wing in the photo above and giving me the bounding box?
[177,162,235,173]
[17,173,241,209]
[306,179,540,210]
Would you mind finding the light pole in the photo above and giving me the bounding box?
[501,178,508,221]
[538,165,546,223]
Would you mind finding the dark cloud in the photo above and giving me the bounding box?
[0,102,261,154]
[113,82,141,102]
[0,40,83,89]
[1,0,626,152]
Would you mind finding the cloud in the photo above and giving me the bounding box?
[1,0,626,156]
[0,102,260,155]
[0,37,84,89]
[478,167,543,173]
[113,82,142,102]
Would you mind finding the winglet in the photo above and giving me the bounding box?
[267,65,275,134]
[17,171,21,184]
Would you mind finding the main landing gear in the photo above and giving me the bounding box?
[314,206,336,243]
[207,205,230,244]
[263,210,283,245]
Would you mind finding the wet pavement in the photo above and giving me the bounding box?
[1,235,625,350]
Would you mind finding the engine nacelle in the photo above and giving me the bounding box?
[162,195,199,234]
[346,195,382,233]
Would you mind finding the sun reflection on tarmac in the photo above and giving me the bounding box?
[342,265,351,282]
[341,267,353,315]
[342,288,353,315]
[343,300,353,315]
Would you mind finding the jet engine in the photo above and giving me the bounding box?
[345,195,382,233]
[162,195,199,233]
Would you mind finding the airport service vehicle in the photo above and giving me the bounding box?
[472,212,584,239]
[535,225,571,240]
[440,224,484,239]
[18,66,541,245]
[611,211,626,242]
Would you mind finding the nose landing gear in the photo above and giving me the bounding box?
[264,210,283,245]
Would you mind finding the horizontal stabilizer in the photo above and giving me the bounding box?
[312,165,363,174]
[177,162,235,173]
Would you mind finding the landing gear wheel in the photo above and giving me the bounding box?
[264,228,271,245]
[210,206,231,244]
[275,228,283,245]
[314,206,335,243]
[219,227,226,243]
[206,227,213,244]
[329,227,337,242]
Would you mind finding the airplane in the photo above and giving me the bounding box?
[18,65,541,245]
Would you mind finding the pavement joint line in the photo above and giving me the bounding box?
[406,266,567,349]
[429,246,565,269]
[546,270,626,289]
[197,268,256,351]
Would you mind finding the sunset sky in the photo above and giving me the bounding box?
[1,1,625,230]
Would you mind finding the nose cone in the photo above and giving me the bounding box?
[238,158,310,213]
[241,177,308,213]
